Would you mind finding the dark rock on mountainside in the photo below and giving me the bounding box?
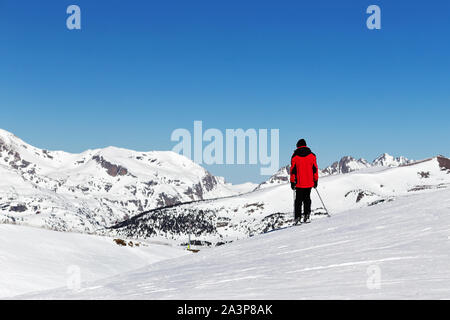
[438,156,450,172]
[156,193,180,207]
[92,155,128,177]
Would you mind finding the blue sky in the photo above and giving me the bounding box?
[1,0,449,183]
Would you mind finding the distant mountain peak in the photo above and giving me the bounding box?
[322,156,372,175]
[372,153,411,167]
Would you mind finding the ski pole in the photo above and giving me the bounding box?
[315,188,330,217]
[293,189,296,221]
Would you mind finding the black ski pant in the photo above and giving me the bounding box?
[295,187,312,220]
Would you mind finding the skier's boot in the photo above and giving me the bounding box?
[303,214,311,224]
[294,217,301,226]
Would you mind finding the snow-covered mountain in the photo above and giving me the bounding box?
[372,153,411,167]
[320,156,372,175]
[106,156,450,245]
[256,153,414,190]
[0,129,242,233]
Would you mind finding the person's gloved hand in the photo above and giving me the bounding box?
[314,181,318,189]
[290,182,296,190]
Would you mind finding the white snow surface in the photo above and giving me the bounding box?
[225,182,258,194]
[0,224,187,298]
[17,187,450,299]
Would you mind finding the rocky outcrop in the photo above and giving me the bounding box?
[92,155,128,177]
[438,156,450,172]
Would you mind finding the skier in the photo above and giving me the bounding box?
[290,139,319,224]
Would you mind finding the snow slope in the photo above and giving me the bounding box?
[0,224,187,298]
[18,187,450,299]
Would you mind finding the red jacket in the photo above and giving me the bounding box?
[290,146,319,188]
